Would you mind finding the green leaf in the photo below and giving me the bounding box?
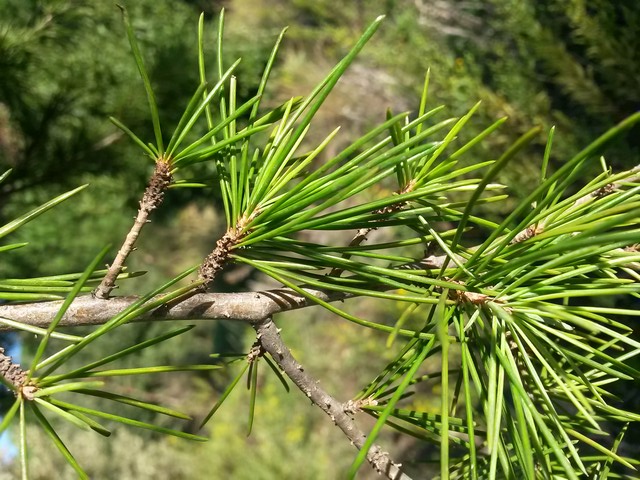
[172,124,270,168]
[249,27,288,124]
[263,354,290,393]
[450,126,541,257]
[348,294,443,478]
[49,398,208,442]
[172,91,259,162]
[251,97,304,128]
[70,365,220,378]
[31,403,89,479]
[109,116,156,158]
[197,13,214,134]
[414,101,482,182]
[32,381,105,398]
[118,5,163,154]
[438,293,451,479]
[247,359,259,436]
[216,8,228,139]
[493,337,582,479]
[456,314,478,479]
[0,169,11,184]
[34,398,91,431]
[167,59,243,158]
[237,257,441,338]
[415,70,431,137]
[471,112,640,272]
[566,428,635,470]
[0,397,21,435]
[598,424,629,479]
[35,266,201,375]
[74,389,191,420]
[277,15,386,166]
[66,410,111,437]
[165,82,208,155]
[0,242,28,253]
[42,325,195,385]
[200,361,250,429]
[0,291,89,302]
[0,317,83,341]
[20,401,27,480]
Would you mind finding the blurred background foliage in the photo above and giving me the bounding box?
[1,0,639,478]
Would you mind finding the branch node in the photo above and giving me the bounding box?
[593,183,617,198]
[510,224,542,244]
[247,341,265,363]
[198,224,247,288]
[21,384,38,401]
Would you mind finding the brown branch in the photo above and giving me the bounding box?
[1,304,414,477]
[198,224,247,287]
[0,347,27,390]
[254,317,412,480]
[93,160,172,299]
[0,254,457,331]
[0,289,350,330]
[0,253,460,331]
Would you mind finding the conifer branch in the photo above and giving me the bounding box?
[254,317,411,480]
[93,160,172,299]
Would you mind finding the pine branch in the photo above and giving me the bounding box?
[511,163,640,243]
[0,253,458,331]
[93,160,172,299]
[254,317,411,480]
[0,289,349,330]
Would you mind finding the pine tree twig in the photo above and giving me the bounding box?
[4,239,637,331]
[0,252,476,331]
[330,183,414,277]
[198,221,248,288]
[254,317,412,480]
[93,160,172,299]
[0,253,459,331]
[0,289,349,330]
[511,163,640,244]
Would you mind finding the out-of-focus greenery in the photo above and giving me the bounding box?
[1,0,639,478]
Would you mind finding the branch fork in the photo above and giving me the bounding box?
[253,317,411,479]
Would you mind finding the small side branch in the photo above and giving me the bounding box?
[198,216,251,289]
[330,183,414,277]
[254,318,411,480]
[94,160,172,299]
[511,163,640,244]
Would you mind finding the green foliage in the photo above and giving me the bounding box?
[1,3,640,479]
